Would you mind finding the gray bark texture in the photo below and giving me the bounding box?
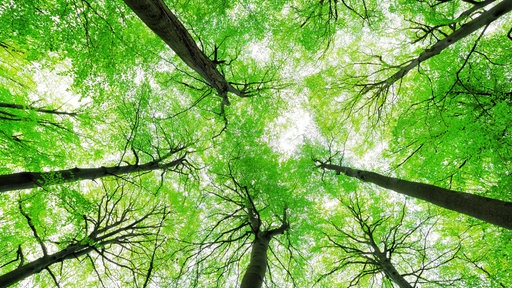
[123,0,243,103]
[239,206,288,288]
[318,163,512,229]
[240,235,270,288]
[371,246,412,288]
[0,155,185,193]
[0,102,77,116]
[380,258,413,288]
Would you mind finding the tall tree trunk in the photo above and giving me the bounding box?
[0,102,77,116]
[370,0,512,91]
[122,0,243,103]
[0,243,92,288]
[240,235,270,288]
[0,155,185,193]
[317,162,512,229]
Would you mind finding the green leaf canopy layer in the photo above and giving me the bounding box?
[1,0,511,287]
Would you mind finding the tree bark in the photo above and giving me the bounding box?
[0,102,77,116]
[367,229,413,288]
[0,155,185,193]
[379,257,412,288]
[240,234,270,288]
[317,163,512,229]
[0,243,92,288]
[372,0,512,90]
[370,243,412,288]
[122,0,243,103]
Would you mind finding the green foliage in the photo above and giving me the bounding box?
[1,0,511,287]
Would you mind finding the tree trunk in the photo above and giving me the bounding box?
[376,0,512,89]
[0,243,92,288]
[368,233,412,288]
[371,247,412,288]
[379,258,412,288]
[0,156,185,193]
[122,0,243,102]
[318,163,512,229]
[240,235,270,288]
[0,102,77,116]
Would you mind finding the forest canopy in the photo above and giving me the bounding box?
[1,0,511,287]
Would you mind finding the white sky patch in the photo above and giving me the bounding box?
[30,58,90,110]
[279,50,322,83]
[271,107,312,154]
[265,100,323,157]
[344,131,389,171]
[156,51,177,73]
[320,195,339,215]
[281,4,291,16]
[248,39,272,63]
[264,65,325,158]
[133,66,146,86]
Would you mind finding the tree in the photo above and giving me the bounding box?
[172,163,293,288]
[0,102,77,117]
[307,0,512,123]
[0,148,188,193]
[0,44,82,171]
[317,194,465,287]
[314,160,512,229]
[359,0,512,97]
[123,0,282,112]
[123,0,245,102]
[238,185,289,288]
[0,181,169,288]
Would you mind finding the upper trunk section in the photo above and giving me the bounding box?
[240,234,270,288]
[371,0,512,91]
[318,162,512,229]
[123,0,243,102]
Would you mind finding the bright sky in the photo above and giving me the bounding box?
[30,57,85,110]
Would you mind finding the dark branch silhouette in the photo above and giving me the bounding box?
[0,184,170,288]
[0,102,77,117]
[317,196,464,287]
[174,165,291,288]
[359,0,512,98]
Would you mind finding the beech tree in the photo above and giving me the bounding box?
[317,195,465,287]
[172,162,295,288]
[0,182,170,288]
[0,102,77,117]
[359,0,512,97]
[0,148,188,193]
[123,0,245,103]
[315,160,512,229]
